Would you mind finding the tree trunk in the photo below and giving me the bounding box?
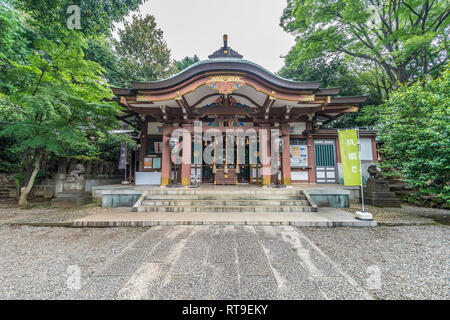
[18,151,41,207]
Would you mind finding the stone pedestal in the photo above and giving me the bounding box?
[51,192,92,208]
[362,172,401,207]
[63,180,85,192]
[363,191,401,207]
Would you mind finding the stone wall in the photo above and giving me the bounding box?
[0,173,16,198]
[34,158,123,198]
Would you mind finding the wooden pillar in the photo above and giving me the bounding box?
[181,124,192,187]
[371,136,378,161]
[260,125,271,187]
[306,121,315,183]
[160,125,172,187]
[281,125,292,186]
[139,120,148,172]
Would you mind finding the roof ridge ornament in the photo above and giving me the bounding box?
[208,34,243,59]
[205,75,246,94]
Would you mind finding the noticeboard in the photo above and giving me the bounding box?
[290,145,308,167]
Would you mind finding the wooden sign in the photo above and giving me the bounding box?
[136,95,153,102]
[298,95,315,102]
[154,142,162,153]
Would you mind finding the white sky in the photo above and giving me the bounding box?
[116,0,295,73]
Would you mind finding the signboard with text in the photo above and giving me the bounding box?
[290,145,308,167]
[338,129,361,186]
[118,143,127,170]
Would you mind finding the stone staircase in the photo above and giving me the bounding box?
[0,182,15,199]
[132,188,317,213]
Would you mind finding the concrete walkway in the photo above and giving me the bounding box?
[73,207,376,227]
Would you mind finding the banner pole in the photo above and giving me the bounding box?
[357,127,366,213]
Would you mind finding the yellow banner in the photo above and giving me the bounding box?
[338,129,361,186]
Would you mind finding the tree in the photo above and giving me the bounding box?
[84,37,125,87]
[114,14,177,85]
[279,54,364,96]
[281,0,449,89]
[0,2,32,96]
[377,64,450,201]
[14,0,145,36]
[0,9,120,205]
[97,133,136,162]
[175,55,200,73]
[279,52,383,128]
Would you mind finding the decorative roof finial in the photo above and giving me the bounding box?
[208,34,243,59]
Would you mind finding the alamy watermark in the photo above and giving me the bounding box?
[66,5,81,30]
[366,265,381,290]
[169,121,283,175]
[66,265,82,290]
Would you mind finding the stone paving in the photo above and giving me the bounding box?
[71,225,373,300]
[1,223,448,300]
[72,207,376,227]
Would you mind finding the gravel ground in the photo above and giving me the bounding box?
[0,225,147,299]
[301,225,450,299]
[0,199,103,224]
[0,223,448,300]
[344,200,448,225]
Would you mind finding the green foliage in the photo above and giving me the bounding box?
[281,0,449,88]
[114,14,177,86]
[0,28,120,157]
[377,65,450,201]
[0,3,125,201]
[0,1,169,204]
[279,55,362,96]
[85,14,178,87]
[97,133,136,161]
[14,0,145,36]
[84,37,125,87]
[0,2,33,96]
[279,52,384,128]
[0,134,21,172]
[175,55,200,73]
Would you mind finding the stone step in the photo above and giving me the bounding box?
[141,199,310,207]
[363,191,397,198]
[389,184,408,191]
[143,194,306,200]
[145,189,305,196]
[135,205,316,213]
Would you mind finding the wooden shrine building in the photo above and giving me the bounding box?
[113,35,377,187]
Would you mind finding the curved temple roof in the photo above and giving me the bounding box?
[113,35,367,125]
[118,34,322,93]
[130,58,322,92]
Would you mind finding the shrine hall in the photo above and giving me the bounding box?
[112,35,378,187]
